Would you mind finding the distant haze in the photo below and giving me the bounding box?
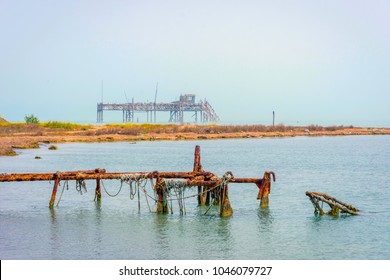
[1,0,389,127]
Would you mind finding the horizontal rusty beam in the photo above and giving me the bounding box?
[230,178,263,184]
[0,171,215,182]
[185,178,264,187]
[0,171,264,186]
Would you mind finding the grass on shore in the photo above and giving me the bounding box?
[89,123,354,136]
[40,121,92,130]
[0,120,357,137]
[0,121,92,134]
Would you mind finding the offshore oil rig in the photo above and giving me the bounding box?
[96,94,220,123]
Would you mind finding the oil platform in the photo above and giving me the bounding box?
[96,94,219,123]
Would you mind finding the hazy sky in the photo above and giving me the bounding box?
[1,0,389,126]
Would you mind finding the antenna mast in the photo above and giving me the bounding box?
[154,82,158,123]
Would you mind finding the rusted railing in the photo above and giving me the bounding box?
[0,145,275,217]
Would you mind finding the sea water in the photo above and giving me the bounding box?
[0,136,389,259]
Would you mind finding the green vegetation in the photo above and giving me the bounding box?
[40,121,91,130]
[25,114,39,124]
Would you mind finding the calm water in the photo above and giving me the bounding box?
[0,136,389,260]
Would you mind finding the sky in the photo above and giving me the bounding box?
[0,0,389,126]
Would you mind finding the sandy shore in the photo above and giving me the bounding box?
[1,124,389,156]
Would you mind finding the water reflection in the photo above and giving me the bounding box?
[93,202,103,259]
[153,215,171,259]
[214,216,233,258]
[257,208,273,232]
[50,207,56,224]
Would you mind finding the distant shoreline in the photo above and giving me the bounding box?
[1,122,389,156]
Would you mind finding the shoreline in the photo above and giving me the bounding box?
[1,123,389,156]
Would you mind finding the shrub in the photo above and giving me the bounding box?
[25,114,39,124]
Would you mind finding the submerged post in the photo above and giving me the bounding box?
[220,184,233,217]
[95,178,101,202]
[256,172,276,208]
[155,178,168,214]
[49,172,61,209]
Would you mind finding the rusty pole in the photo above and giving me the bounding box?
[193,145,202,171]
[256,172,276,208]
[155,177,168,214]
[220,184,233,217]
[49,173,61,209]
[0,171,214,182]
[95,178,101,202]
[193,145,211,206]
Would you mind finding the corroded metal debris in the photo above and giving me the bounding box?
[305,191,359,216]
[0,145,275,217]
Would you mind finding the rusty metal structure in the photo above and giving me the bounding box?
[0,146,275,217]
[305,191,359,216]
[96,94,220,123]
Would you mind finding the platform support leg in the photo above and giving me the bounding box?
[156,179,168,214]
[256,172,275,208]
[95,178,102,202]
[198,186,211,206]
[49,177,60,209]
[220,184,233,217]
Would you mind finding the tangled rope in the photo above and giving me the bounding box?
[162,179,188,214]
[156,172,234,215]
[204,171,234,215]
[76,179,87,195]
[55,180,69,207]
[50,171,234,214]
[218,171,233,198]
[120,174,149,211]
[120,174,148,200]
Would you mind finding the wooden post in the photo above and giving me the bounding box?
[49,173,61,209]
[95,178,101,202]
[220,184,233,217]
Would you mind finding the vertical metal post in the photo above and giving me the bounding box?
[155,178,168,214]
[95,178,101,202]
[220,184,233,217]
[49,173,61,209]
[272,111,275,127]
[193,145,201,171]
[256,172,275,208]
[194,145,209,205]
